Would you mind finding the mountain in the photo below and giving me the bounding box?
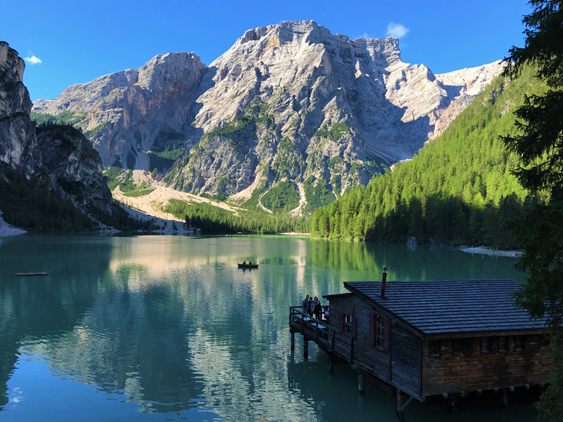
[0,41,128,230]
[311,65,543,247]
[32,21,504,214]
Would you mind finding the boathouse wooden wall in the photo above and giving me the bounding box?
[421,333,552,396]
[327,294,423,399]
[391,322,421,398]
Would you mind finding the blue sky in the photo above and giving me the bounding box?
[3,0,531,101]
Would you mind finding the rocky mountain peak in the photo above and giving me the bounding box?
[137,52,205,93]
[352,37,401,69]
[0,41,25,86]
[0,41,35,170]
[29,22,505,214]
[237,20,329,47]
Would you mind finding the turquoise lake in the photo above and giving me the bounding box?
[0,235,540,421]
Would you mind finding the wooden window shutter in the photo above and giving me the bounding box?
[351,316,357,339]
[383,317,390,353]
[339,313,345,332]
[369,313,375,346]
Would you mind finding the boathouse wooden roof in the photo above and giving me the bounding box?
[343,279,548,337]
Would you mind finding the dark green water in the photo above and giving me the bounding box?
[0,235,538,421]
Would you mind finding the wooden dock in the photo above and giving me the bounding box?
[290,306,368,373]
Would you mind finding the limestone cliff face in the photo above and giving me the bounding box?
[34,53,207,168]
[0,41,117,221]
[174,21,504,201]
[36,125,115,216]
[0,41,41,175]
[32,21,504,211]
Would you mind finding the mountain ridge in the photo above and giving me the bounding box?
[31,20,505,215]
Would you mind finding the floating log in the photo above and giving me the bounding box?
[15,272,48,277]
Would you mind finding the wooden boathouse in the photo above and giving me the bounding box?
[289,275,551,416]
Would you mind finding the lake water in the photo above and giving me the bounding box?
[0,235,540,421]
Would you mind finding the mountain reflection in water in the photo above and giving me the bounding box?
[0,235,531,421]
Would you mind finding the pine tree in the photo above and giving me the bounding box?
[501,1,563,419]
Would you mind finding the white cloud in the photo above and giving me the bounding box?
[386,22,409,39]
[24,55,42,65]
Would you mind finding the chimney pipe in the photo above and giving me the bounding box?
[381,267,388,298]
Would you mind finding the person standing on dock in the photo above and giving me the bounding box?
[308,296,315,316]
[301,295,309,316]
[311,296,319,318]
[313,297,322,320]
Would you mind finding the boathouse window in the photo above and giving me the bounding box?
[462,338,473,356]
[344,314,352,334]
[514,335,525,351]
[498,336,508,352]
[376,316,385,348]
[481,337,491,354]
[452,339,463,354]
[368,313,389,353]
[540,335,550,349]
[429,340,440,357]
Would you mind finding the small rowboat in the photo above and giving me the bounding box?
[238,263,258,269]
[15,272,48,277]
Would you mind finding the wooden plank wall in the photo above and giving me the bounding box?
[328,296,426,395]
[391,323,422,397]
[325,295,354,362]
[422,335,552,396]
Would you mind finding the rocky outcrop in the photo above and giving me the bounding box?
[36,125,115,216]
[429,61,505,139]
[31,21,505,212]
[0,41,118,222]
[0,41,41,175]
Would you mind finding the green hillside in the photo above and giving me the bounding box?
[311,65,546,248]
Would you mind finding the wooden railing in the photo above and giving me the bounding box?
[289,306,330,343]
[291,306,379,372]
[289,306,418,416]
[289,306,358,361]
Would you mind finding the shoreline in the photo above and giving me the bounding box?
[0,216,26,237]
[278,232,310,236]
[461,246,522,258]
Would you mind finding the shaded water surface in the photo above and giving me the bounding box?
[0,235,539,421]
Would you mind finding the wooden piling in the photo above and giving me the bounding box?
[358,372,365,394]
[397,389,404,419]
[396,389,414,419]
[329,330,335,374]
